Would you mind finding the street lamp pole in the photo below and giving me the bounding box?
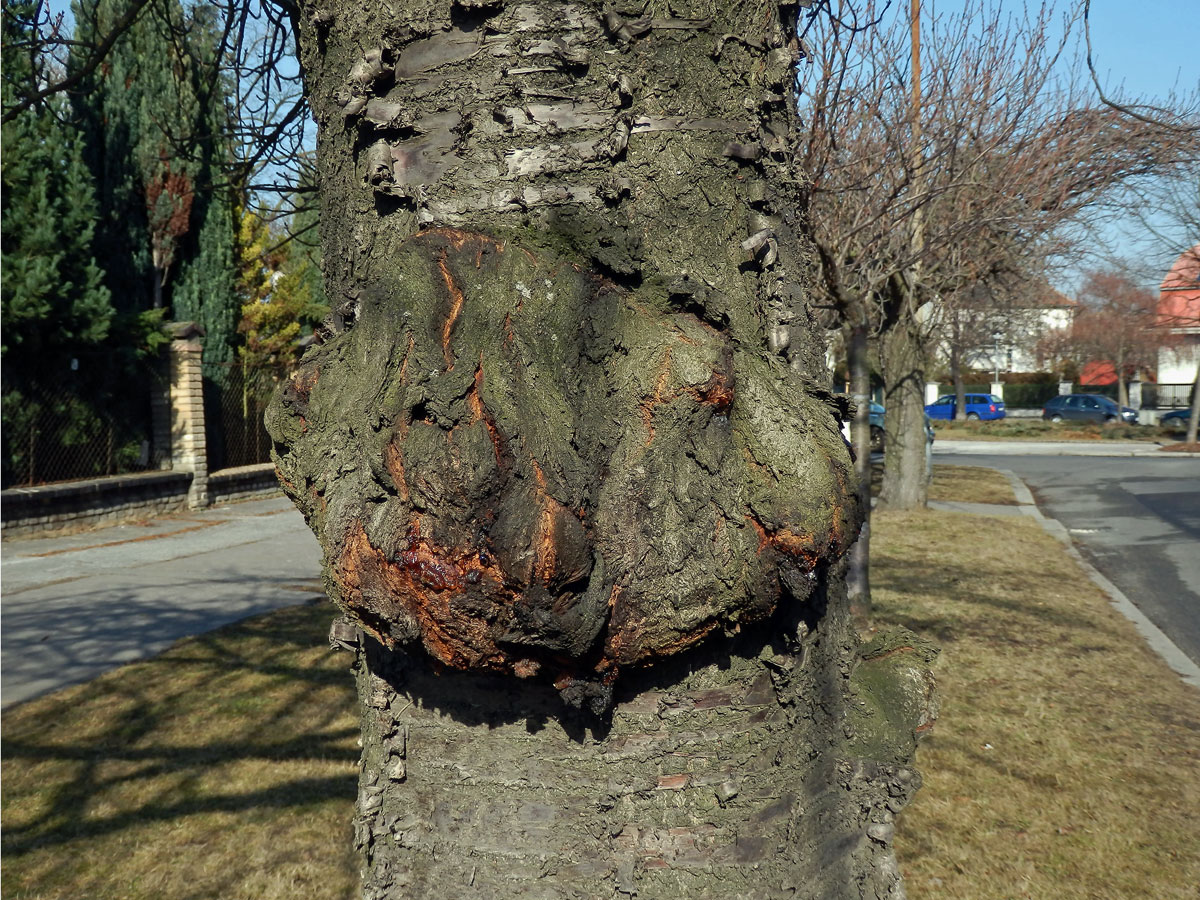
[992,331,1001,385]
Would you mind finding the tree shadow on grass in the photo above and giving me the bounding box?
[1,592,360,897]
[869,553,1129,651]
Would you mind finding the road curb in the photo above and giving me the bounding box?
[932,439,1200,458]
[994,467,1200,691]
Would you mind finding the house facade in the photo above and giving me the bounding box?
[1157,244,1200,408]
[973,287,1078,375]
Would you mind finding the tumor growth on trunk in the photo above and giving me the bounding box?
[269,227,855,711]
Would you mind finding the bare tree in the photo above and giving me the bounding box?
[796,0,1200,516]
[1071,269,1162,407]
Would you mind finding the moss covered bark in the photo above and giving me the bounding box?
[272,0,936,895]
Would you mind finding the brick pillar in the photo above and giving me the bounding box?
[168,326,209,509]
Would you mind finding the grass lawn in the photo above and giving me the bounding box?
[931,418,1170,442]
[872,510,1200,899]
[1,604,361,900]
[3,467,1197,899]
[872,463,1018,505]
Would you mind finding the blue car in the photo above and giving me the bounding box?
[925,393,1006,421]
[868,402,885,450]
[1043,394,1136,425]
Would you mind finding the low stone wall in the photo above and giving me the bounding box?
[208,463,281,504]
[0,464,284,539]
[1,470,193,538]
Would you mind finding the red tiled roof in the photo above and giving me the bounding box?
[1161,244,1200,291]
[1080,361,1117,385]
[1158,244,1200,328]
[1079,361,1156,386]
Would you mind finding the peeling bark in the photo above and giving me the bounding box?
[275,0,936,895]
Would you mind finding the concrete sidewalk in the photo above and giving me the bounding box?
[933,439,1200,457]
[1,497,323,707]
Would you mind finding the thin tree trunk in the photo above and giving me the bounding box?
[950,338,965,423]
[879,286,929,510]
[274,1,937,895]
[1186,373,1200,446]
[846,316,872,618]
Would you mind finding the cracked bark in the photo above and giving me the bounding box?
[271,1,936,896]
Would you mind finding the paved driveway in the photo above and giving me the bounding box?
[1,497,323,708]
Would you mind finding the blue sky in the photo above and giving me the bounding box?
[1085,0,1197,101]
[1075,0,1199,285]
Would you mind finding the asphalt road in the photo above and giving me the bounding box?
[938,451,1200,666]
[4,449,1197,707]
[1,497,323,708]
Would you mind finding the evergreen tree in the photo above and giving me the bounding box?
[70,0,239,375]
[236,204,327,374]
[169,2,239,376]
[1,1,117,484]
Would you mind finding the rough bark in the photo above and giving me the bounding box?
[270,0,937,895]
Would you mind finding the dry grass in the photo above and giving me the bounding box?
[4,476,1198,900]
[928,465,1017,505]
[872,509,1200,899]
[1,601,360,900]
[871,464,1018,506]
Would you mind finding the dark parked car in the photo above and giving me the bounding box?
[1159,408,1196,432]
[869,402,885,451]
[924,393,1006,421]
[1042,394,1137,424]
[840,402,933,452]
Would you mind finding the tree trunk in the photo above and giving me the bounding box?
[846,317,872,618]
[1186,374,1200,446]
[153,265,164,310]
[274,1,936,895]
[879,289,929,510]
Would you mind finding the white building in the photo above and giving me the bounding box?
[973,288,1079,376]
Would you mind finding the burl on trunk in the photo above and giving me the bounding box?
[270,1,936,896]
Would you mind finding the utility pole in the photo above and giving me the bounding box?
[910,0,923,263]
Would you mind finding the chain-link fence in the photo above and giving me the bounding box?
[1,382,157,488]
[206,362,284,470]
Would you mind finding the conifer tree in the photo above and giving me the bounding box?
[169,2,239,375]
[1,0,116,484]
[70,0,239,375]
